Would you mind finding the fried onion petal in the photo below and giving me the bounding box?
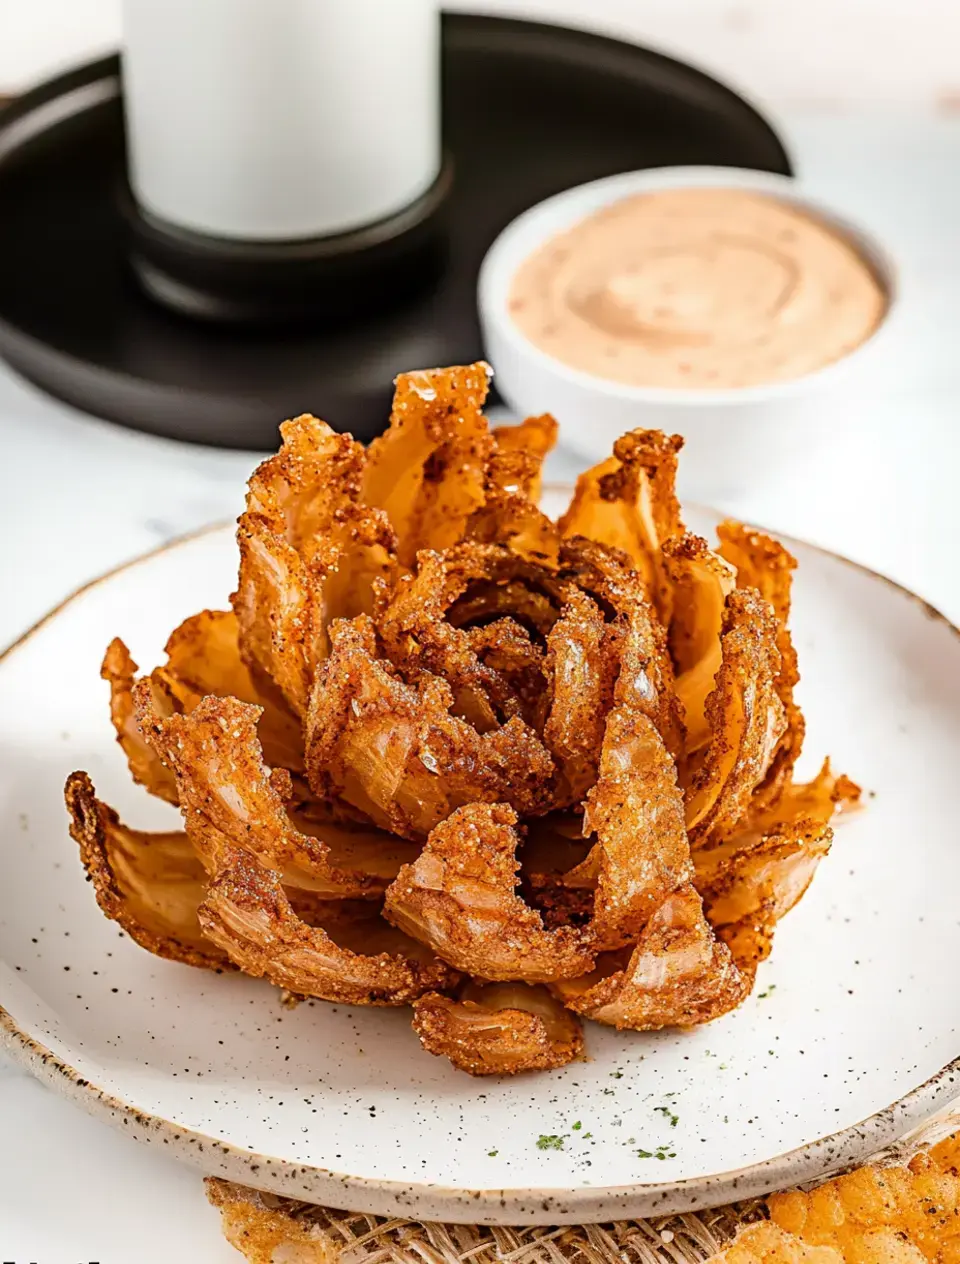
[199,853,457,1006]
[559,430,684,621]
[412,981,583,1075]
[491,413,558,502]
[466,417,562,565]
[134,685,415,896]
[64,770,229,970]
[684,589,786,844]
[663,534,738,754]
[694,760,857,977]
[234,415,397,716]
[362,363,493,567]
[718,520,805,808]
[560,538,685,759]
[552,885,748,1030]
[585,689,693,951]
[161,609,305,774]
[378,546,549,731]
[384,803,594,982]
[544,589,619,805]
[696,818,833,975]
[748,758,862,833]
[102,639,180,805]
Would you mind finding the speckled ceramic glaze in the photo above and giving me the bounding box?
[0,501,958,1224]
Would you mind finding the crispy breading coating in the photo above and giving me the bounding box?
[585,693,693,953]
[467,416,562,565]
[378,544,566,731]
[747,759,862,833]
[768,1145,960,1264]
[491,413,559,501]
[664,533,739,754]
[697,819,833,976]
[101,639,180,805]
[161,609,305,773]
[710,1223,842,1264]
[544,589,619,804]
[560,538,685,759]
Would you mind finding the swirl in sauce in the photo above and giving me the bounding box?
[508,188,888,390]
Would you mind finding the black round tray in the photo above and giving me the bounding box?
[0,14,791,448]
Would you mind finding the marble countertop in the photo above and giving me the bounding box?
[1,109,959,1261]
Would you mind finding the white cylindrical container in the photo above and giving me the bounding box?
[122,0,442,243]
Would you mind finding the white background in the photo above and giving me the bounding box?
[0,2,958,1261]
[4,0,960,109]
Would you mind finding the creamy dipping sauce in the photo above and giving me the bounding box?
[508,187,888,390]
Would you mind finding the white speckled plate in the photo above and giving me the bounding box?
[1,501,959,1225]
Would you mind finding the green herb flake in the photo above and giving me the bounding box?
[758,985,777,999]
[572,1121,582,1131]
[655,1106,679,1128]
[609,1071,623,1079]
[536,1134,566,1151]
[636,1149,654,1159]
[583,1132,593,1140]
[488,1149,499,1157]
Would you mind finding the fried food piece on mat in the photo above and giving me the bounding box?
[710,1223,843,1264]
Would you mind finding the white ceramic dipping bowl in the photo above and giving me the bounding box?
[479,166,900,502]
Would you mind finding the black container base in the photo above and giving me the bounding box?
[120,159,454,327]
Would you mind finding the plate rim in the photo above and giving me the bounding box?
[1,515,958,1224]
